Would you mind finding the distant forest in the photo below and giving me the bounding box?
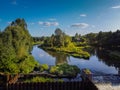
[33,28,120,49]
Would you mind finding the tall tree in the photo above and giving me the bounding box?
[55,28,62,36]
[0,18,38,74]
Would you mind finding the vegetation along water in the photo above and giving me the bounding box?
[0,18,120,82]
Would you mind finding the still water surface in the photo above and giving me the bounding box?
[32,45,120,74]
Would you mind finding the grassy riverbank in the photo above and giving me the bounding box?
[40,46,90,59]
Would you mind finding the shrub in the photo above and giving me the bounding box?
[49,66,58,74]
[49,63,80,77]
[40,64,49,72]
[24,77,54,83]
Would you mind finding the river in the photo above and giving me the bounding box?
[31,45,120,75]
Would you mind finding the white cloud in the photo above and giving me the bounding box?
[28,22,35,25]
[38,21,59,26]
[51,22,59,26]
[91,25,95,28]
[112,5,120,9]
[80,14,87,17]
[7,21,12,24]
[49,18,56,21]
[71,23,89,28]
[43,22,51,26]
[38,21,44,25]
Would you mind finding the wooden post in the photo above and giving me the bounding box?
[81,68,92,81]
[5,74,10,90]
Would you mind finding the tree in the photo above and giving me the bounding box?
[11,18,27,30]
[84,33,97,45]
[75,33,79,40]
[0,18,38,74]
[64,35,71,47]
[0,45,18,73]
[50,34,55,47]
[55,28,62,36]
[42,28,72,48]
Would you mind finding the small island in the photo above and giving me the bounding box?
[39,28,90,59]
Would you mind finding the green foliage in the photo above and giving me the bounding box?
[83,33,97,45]
[49,66,59,74]
[109,51,120,60]
[49,63,80,76]
[0,18,39,74]
[55,28,62,36]
[84,30,120,48]
[42,28,71,47]
[0,45,18,73]
[19,55,38,74]
[96,31,112,46]
[11,18,27,30]
[83,68,91,74]
[72,33,81,42]
[24,77,54,83]
[24,76,64,83]
[40,64,49,72]
[41,28,90,59]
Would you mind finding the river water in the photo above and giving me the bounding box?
[31,45,120,75]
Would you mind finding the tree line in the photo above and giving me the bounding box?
[84,30,120,48]
[33,28,87,47]
[33,29,120,50]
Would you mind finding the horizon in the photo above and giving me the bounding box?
[0,0,120,37]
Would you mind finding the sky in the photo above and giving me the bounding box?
[0,0,120,36]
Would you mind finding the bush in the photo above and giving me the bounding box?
[49,66,58,74]
[49,63,80,77]
[24,77,54,83]
[24,76,64,83]
[40,64,49,72]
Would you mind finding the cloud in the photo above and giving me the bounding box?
[7,21,12,24]
[112,5,120,9]
[80,14,87,17]
[71,23,89,28]
[29,22,35,25]
[91,25,95,28]
[49,18,56,21]
[38,21,43,25]
[38,21,59,26]
[11,0,17,5]
[51,22,59,26]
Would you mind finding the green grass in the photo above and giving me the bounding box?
[40,46,90,59]
[24,76,63,83]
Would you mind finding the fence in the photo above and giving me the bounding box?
[6,79,98,90]
[0,73,98,90]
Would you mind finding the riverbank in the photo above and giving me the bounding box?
[39,46,90,59]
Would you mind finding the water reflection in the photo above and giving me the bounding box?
[44,50,68,65]
[95,48,120,74]
[32,45,120,74]
[86,47,120,73]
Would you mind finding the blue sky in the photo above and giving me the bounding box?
[0,0,120,36]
